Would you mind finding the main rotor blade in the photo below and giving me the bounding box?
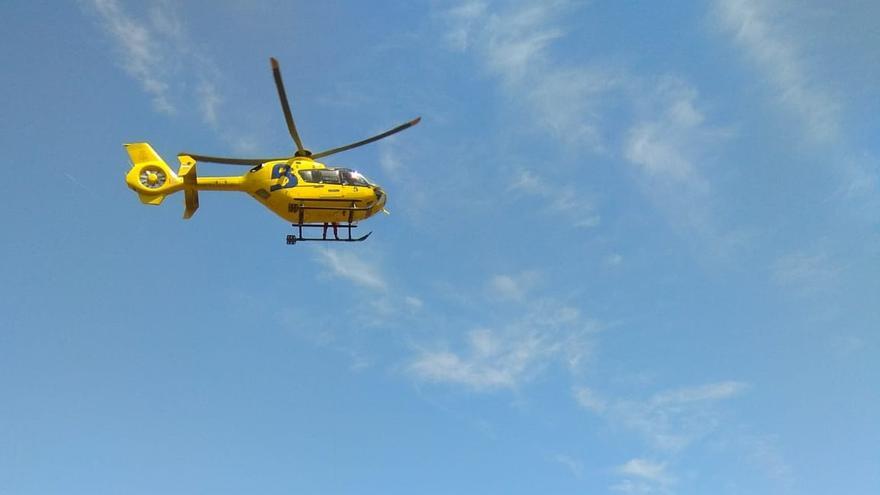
[270,57,306,153]
[311,117,421,160]
[180,153,289,166]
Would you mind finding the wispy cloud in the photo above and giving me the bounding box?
[586,383,747,492]
[553,453,584,478]
[444,1,733,239]
[621,75,740,244]
[409,328,535,390]
[404,295,424,310]
[612,458,675,493]
[446,1,620,150]
[604,253,624,267]
[618,458,671,483]
[508,169,601,228]
[575,381,747,451]
[197,80,222,127]
[714,0,840,142]
[377,141,432,218]
[714,0,879,224]
[486,270,541,302]
[89,0,174,113]
[409,299,596,391]
[410,326,564,390]
[315,248,388,291]
[624,77,719,191]
[573,386,607,413]
[742,434,794,490]
[87,0,223,125]
[652,380,746,405]
[771,248,840,295]
[444,1,488,51]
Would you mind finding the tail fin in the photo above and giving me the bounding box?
[124,144,199,218]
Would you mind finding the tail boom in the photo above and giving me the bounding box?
[125,144,244,219]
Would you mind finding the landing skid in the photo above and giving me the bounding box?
[286,223,371,244]
[285,199,374,245]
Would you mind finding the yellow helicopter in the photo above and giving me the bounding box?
[124,57,420,244]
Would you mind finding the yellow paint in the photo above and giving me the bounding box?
[124,143,387,224]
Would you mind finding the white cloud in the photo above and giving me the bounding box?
[625,78,711,188]
[488,274,521,300]
[409,301,595,391]
[613,458,674,493]
[742,434,794,489]
[573,386,607,413]
[601,385,745,492]
[404,295,424,310]
[526,67,621,150]
[315,248,388,290]
[487,270,541,302]
[618,458,672,484]
[651,380,746,405]
[771,249,840,294]
[445,1,488,51]
[622,76,736,219]
[88,0,223,125]
[379,144,403,176]
[610,479,657,494]
[576,381,747,451]
[444,1,620,150]
[509,169,601,228]
[90,0,174,113]
[714,0,840,142]
[197,80,222,127]
[377,141,433,219]
[410,328,556,390]
[482,4,565,82]
[553,453,584,478]
[446,2,731,237]
[714,0,880,214]
[604,253,624,266]
[622,76,736,241]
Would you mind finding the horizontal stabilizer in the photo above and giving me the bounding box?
[138,192,166,205]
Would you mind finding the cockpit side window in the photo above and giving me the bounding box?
[339,169,370,186]
[315,169,341,184]
[298,169,341,184]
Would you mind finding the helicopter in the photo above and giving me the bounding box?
[124,57,420,244]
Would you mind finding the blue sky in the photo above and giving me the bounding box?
[1,1,878,493]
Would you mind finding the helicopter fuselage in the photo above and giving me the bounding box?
[124,144,386,225]
[241,157,387,224]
